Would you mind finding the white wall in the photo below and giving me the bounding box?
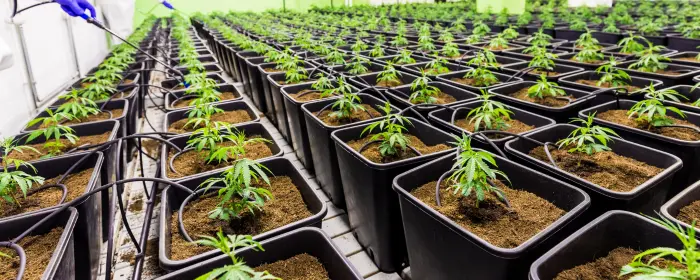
[0,0,112,137]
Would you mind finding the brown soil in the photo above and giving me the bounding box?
[409,90,457,105]
[347,134,450,164]
[263,68,284,73]
[167,110,253,133]
[654,69,682,76]
[7,132,111,162]
[255,254,329,280]
[598,110,700,141]
[455,117,535,139]
[411,180,565,248]
[676,57,700,63]
[289,89,337,102]
[450,77,499,88]
[529,147,662,192]
[511,88,575,107]
[0,228,63,280]
[554,247,683,280]
[0,168,95,218]
[316,104,382,126]
[530,70,560,77]
[169,176,313,260]
[486,45,511,51]
[376,79,403,88]
[569,58,604,64]
[677,200,700,227]
[278,79,313,86]
[575,79,642,93]
[166,137,274,178]
[171,92,238,108]
[35,109,124,128]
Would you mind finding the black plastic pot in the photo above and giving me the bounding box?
[530,210,683,280]
[558,70,663,105]
[667,35,700,52]
[501,47,571,61]
[393,152,590,279]
[155,227,362,280]
[525,26,555,36]
[386,81,479,118]
[554,28,590,41]
[661,180,700,232]
[488,81,593,122]
[502,62,584,81]
[266,74,311,142]
[0,152,104,280]
[158,157,327,271]
[580,100,700,195]
[652,85,700,114]
[280,81,359,172]
[428,100,555,151]
[161,73,225,89]
[162,100,259,135]
[330,117,457,272]
[301,94,398,210]
[0,207,78,280]
[163,83,242,111]
[159,122,282,182]
[258,62,316,124]
[235,51,262,95]
[24,99,129,138]
[666,51,700,67]
[505,124,682,217]
[245,57,268,111]
[616,61,700,87]
[592,31,623,44]
[437,69,522,93]
[177,63,224,75]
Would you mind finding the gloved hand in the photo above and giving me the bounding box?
[55,0,97,18]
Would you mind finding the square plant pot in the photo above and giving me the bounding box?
[164,83,243,111]
[661,180,700,233]
[616,61,700,87]
[488,81,593,122]
[591,31,623,44]
[163,100,259,135]
[666,51,700,68]
[159,122,283,182]
[302,94,400,210]
[393,151,590,279]
[530,210,685,280]
[501,62,585,82]
[428,99,556,151]
[667,35,700,52]
[330,117,457,272]
[236,51,263,96]
[158,157,327,271]
[154,228,363,280]
[0,152,104,280]
[558,70,663,105]
[505,124,682,218]
[579,100,700,195]
[437,69,522,93]
[266,73,318,142]
[244,57,268,111]
[258,61,317,124]
[0,207,78,280]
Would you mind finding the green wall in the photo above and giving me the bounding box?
[133,0,339,27]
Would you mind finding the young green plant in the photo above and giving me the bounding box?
[195,231,279,280]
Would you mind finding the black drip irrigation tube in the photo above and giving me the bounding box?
[0,132,188,280]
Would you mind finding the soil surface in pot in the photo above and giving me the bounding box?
[529,147,662,192]
[530,70,560,77]
[554,247,682,280]
[0,168,94,218]
[0,227,62,280]
[35,109,124,128]
[254,253,329,280]
[166,137,273,178]
[171,92,238,108]
[569,58,605,64]
[278,79,314,86]
[449,77,501,88]
[167,110,254,133]
[347,134,451,164]
[598,110,700,141]
[574,80,642,92]
[455,117,535,139]
[8,132,111,162]
[376,79,404,88]
[676,57,700,63]
[411,180,565,248]
[676,200,700,227]
[421,67,452,75]
[510,88,576,107]
[628,68,682,76]
[81,79,134,88]
[408,90,457,105]
[169,176,312,260]
[315,104,382,126]
[288,89,340,102]
[263,68,284,73]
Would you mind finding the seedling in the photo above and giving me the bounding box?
[377,63,402,87]
[487,35,510,50]
[527,75,566,99]
[409,71,440,104]
[620,216,700,279]
[186,103,223,120]
[361,103,412,158]
[573,48,605,63]
[629,84,688,128]
[324,50,346,65]
[440,42,461,58]
[393,49,417,65]
[330,92,366,120]
[26,109,79,157]
[447,134,509,208]
[186,123,271,165]
[466,91,513,131]
[284,67,309,85]
[199,159,273,221]
[501,26,520,40]
[390,35,410,47]
[351,39,369,53]
[195,231,278,280]
[529,51,558,72]
[596,57,632,87]
[472,21,491,36]
[346,56,370,75]
[80,83,118,101]
[528,29,553,47]
[629,44,671,73]
[57,89,102,120]
[423,58,450,75]
[465,50,499,68]
[0,137,45,205]
[575,30,601,49]
[556,113,619,155]
[618,33,648,54]
[463,66,499,87]
[369,44,385,57]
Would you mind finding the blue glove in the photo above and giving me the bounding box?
[55,0,96,18]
